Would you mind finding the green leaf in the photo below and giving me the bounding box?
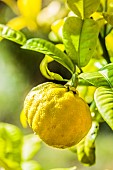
[94,87,113,130]
[0,24,26,45]
[77,121,99,166]
[40,55,67,81]
[67,0,100,19]
[103,12,113,26]
[63,17,99,67]
[21,160,42,170]
[22,134,41,161]
[0,123,23,163]
[79,71,108,87]
[0,123,23,169]
[22,38,74,74]
[79,63,113,87]
[50,167,77,170]
[0,158,21,170]
[99,63,113,88]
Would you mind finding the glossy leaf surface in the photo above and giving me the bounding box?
[94,87,113,130]
[22,38,74,73]
[63,17,99,67]
[0,24,26,45]
[98,63,113,88]
[80,63,113,87]
[67,0,100,18]
[79,71,108,87]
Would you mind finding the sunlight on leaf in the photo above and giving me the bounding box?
[0,24,26,45]
[94,86,113,130]
[79,71,108,87]
[67,0,100,19]
[80,63,113,87]
[21,160,42,170]
[40,44,68,81]
[22,134,41,161]
[22,38,74,74]
[63,17,99,67]
[0,158,21,170]
[40,55,66,81]
[77,121,99,166]
[0,123,23,169]
[99,63,113,88]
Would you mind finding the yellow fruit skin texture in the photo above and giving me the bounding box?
[24,82,92,149]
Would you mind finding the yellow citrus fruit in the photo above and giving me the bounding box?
[17,0,41,19]
[24,82,92,149]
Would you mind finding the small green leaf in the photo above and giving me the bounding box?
[79,63,113,87]
[103,12,113,26]
[22,134,41,161]
[0,123,23,163]
[22,38,74,74]
[63,17,99,67]
[21,160,42,170]
[0,123,23,170]
[0,24,26,45]
[77,121,99,166]
[67,0,100,19]
[94,87,113,130]
[40,55,67,81]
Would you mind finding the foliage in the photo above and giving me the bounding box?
[0,123,42,170]
[0,0,113,169]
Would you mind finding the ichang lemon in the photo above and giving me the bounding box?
[24,82,92,148]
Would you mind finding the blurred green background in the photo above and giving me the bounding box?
[0,0,113,170]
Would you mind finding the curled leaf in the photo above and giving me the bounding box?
[22,38,74,74]
[77,121,99,166]
[40,55,66,81]
[40,44,68,81]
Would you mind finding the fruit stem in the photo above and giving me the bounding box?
[65,72,78,91]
